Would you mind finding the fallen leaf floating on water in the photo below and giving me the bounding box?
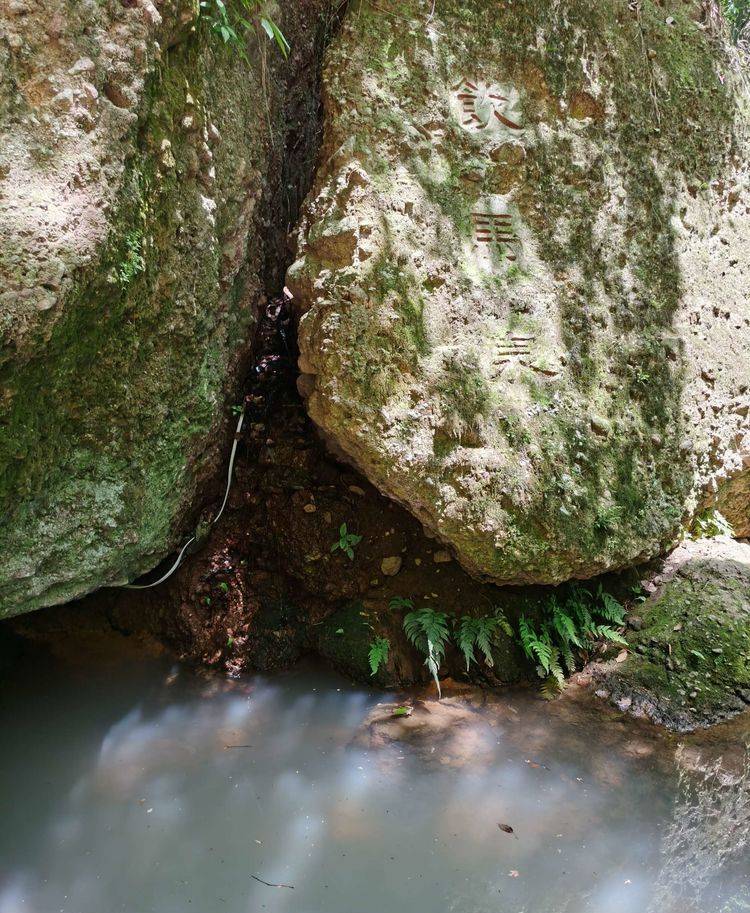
[508,870,520,878]
[498,823,514,835]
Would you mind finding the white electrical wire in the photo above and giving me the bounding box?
[124,406,246,590]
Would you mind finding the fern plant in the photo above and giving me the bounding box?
[368,636,390,676]
[455,610,511,672]
[519,585,628,698]
[403,607,450,698]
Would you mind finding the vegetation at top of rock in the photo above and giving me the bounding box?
[199,0,289,59]
[690,508,735,539]
[722,0,750,40]
[330,523,363,560]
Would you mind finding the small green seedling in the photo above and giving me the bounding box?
[331,523,362,560]
[218,582,229,593]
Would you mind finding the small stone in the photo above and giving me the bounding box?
[629,616,644,631]
[381,556,402,576]
[616,696,633,712]
[68,57,95,75]
[590,414,611,435]
[348,485,366,496]
[433,550,452,564]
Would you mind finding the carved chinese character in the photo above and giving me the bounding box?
[471,211,519,260]
[493,333,535,368]
[453,78,523,135]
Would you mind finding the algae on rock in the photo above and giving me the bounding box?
[600,537,750,731]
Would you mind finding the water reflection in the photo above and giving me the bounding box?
[0,645,747,913]
[649,747,750,913]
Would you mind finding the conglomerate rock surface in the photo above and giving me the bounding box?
[0,0,328,616]
[288,0,750,586]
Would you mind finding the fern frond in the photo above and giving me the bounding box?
[456,616,479,671]
[518,615,537,661]
[594,624,628,646]
[552,603,583,649]
[520,620,553,673]
[425,638,442,699]
[390,596,414,612]
[403,608,450,698]
[596,587,626,625]
[559,637,576,674]
[475,618,496,668]
[540,673,565,700]
[548,646,565,686]
[493,607,514,638]
[368,636,390,676]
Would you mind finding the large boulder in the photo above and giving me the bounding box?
[0,0,326,616]
[288,0,750,586]
[599,536,750,730]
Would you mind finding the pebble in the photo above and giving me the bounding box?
[381,556,402,576]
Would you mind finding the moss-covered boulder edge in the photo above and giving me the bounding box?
[288,0,750,586]
[596,537,750,731]
[0,0,329,617]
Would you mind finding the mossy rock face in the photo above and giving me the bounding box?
[601,537,750,731]
[288,0,750,586]
[0,0,328,617]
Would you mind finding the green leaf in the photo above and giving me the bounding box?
[456,616,478,671]
[403,608,450,699]
[260,16,290,57]
[368,636,390,676]
[595,625,628,646]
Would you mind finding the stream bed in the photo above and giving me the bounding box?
[1,636,748,913]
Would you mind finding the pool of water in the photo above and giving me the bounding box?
[0,636,748,913]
